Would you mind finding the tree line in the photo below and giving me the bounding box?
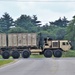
[0,12,41,33]
[0,12,75,49]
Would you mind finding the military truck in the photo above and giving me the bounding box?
[0,33,71,59]
[43,38,71,57]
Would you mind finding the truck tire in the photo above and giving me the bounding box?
[22,50,31,58]
[44,50,52,58]
[12,51,20,59]
[53,50,62,57]
[2,51,10,59]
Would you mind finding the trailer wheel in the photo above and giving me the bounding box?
[12,51,20,59]
[22,50,31,58]
[2,51,10,59]
[53,50,62,57]
[44,50,52,58]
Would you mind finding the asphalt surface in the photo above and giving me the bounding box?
[0,58,75,75]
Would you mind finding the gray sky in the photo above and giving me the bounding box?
[0,0,75,25]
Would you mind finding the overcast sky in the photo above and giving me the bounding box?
[0,0,75,25]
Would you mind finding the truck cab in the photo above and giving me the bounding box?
[43,37,71,58]
[60,40,71,51]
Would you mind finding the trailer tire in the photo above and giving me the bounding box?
[12,51,20,59]
[53,50,62,57]
[22,50,30,58]
[2,51,10,59]
[44,50,52,58]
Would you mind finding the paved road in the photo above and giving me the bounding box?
[0,58,75,75]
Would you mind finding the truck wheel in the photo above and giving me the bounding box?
[22,50,31,58]
[44,50,52,58]
[2,51,10,59]
[12,51,20,59]
[53,50,62,57]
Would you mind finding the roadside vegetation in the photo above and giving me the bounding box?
[0,55,14,66]
[0,60,14,66]
[62,50,75,57]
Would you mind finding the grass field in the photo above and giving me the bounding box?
[62,50,75,57]
[0,60,14,66]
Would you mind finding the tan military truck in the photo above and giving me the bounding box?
[43,38,71,57]
[0,33,71,59]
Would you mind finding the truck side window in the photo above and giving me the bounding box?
[62,42,65,45]
[53,42,58,47]
[66,42,69,45]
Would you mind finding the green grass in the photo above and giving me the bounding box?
[62,50,75,57]
[0,60,14,66]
